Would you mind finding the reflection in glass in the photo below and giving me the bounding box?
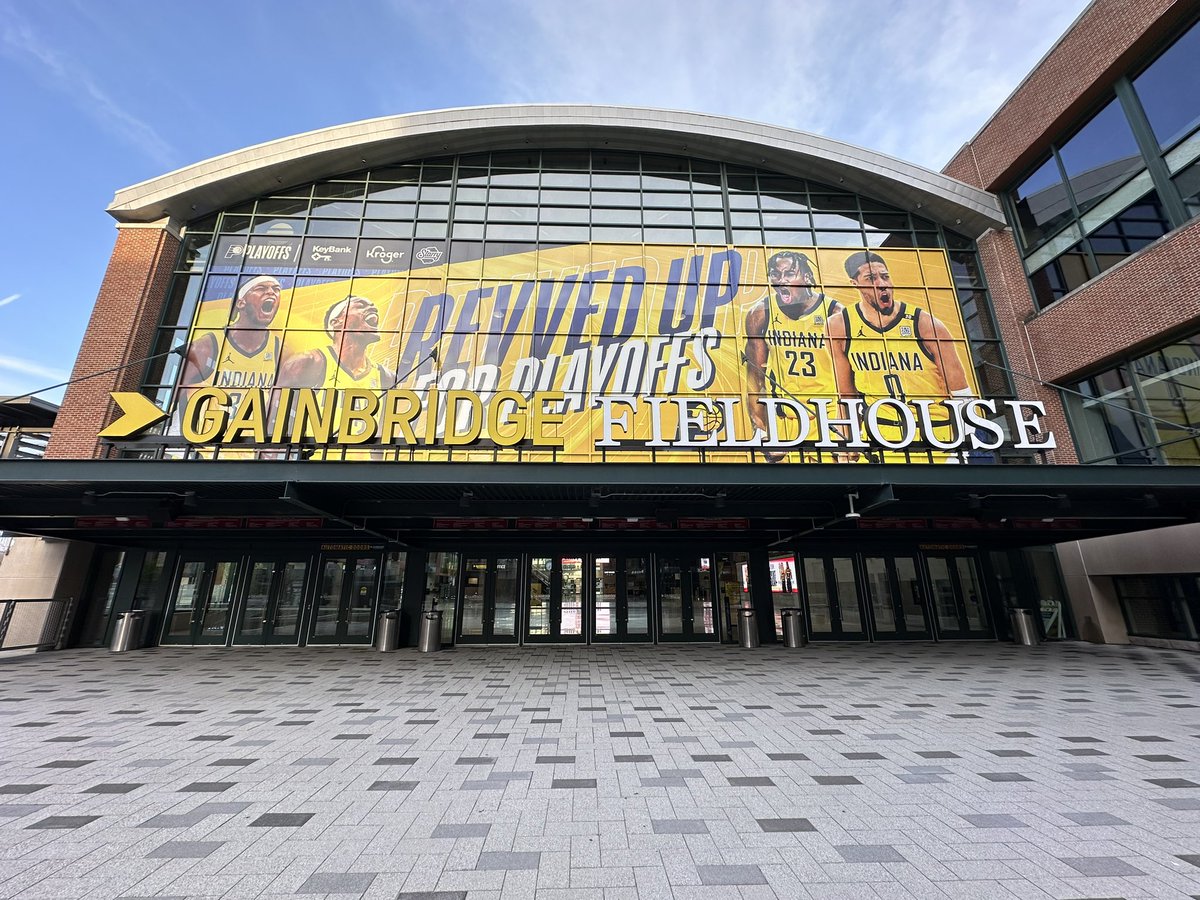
[494,558,519,637]
[315,560,345,637]
[1133,20,1200,149]
[528,557,551,636]
[560,557,583,636]
[695,558,714,635]
[169,560,203,639]
[594,558,617,636]
[955,557,987,632]
[658,558,684,635]
[863,557,895,632]
[769,551,800,636]
[275,562,306,638]
[200,561,237,640]
[425,552,459,641]
[894,558,926,631]
[928,557,959,633]
[802,558,831,634]
[1057,98,1144,218]
[1014,156,1071,250]
[833,557,861,633]
[240,561,274,641]
[627,557,649,635]
[461,557,486,636]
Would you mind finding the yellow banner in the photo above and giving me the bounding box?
[169,243,1019,463]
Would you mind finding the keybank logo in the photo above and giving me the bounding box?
[309,244,353,262]
[415,245,443,265]
[365,245,405,265]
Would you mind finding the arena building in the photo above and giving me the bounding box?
[1,0,1197,654]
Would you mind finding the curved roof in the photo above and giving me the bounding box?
[108,104,1005,236]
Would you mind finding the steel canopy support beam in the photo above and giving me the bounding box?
[280,481,393,543]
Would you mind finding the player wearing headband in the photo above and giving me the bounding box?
[179,275,284,391]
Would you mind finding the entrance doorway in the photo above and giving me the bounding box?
[457,556,521,644]
[309,554,378,645]
[801,555,869,641]
[592,556,652,643]
[161,557,240,645]
[862,555,933,640]
[525,555,586,643]
[926,553,993,638]
[233,558,308,645]
[655,555,718,642]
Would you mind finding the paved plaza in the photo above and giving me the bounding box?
[0,641,1198,900]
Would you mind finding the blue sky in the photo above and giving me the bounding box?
[0,0,1089,403]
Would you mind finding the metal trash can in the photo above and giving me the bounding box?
[782,608,807,648]
[418,610,442,653]
[738,608,760,648]
[1010,608,1040,646]
[109,610,145,653]
[376,608,400,652]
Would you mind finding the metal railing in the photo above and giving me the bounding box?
[0,598,71,652]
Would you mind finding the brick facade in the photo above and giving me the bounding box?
[944,0,1199,466]
[45,222,179,459]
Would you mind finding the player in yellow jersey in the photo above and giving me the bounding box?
[827,251,971,458]
[277,296,397,390]
[180,275,283,395]
[745,250,841,462]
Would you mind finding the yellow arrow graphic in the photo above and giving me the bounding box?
[99,392,169,438]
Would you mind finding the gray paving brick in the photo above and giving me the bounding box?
[2,640,1198,900]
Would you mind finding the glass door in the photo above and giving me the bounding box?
[656,555,718,642]
[525,555,587,643]
[926,553,994,639]
[234,558,308,645]
[457,555,521,644]
[161,557,241,645]
[592,556,653,643]
[862,556,932,640]
[309,555,380,645]
[800,556,869,641]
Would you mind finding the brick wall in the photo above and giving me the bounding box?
[976,230,1079,465]
[1026,217,1200,383]
[944,0,1189,191]
[45,222,179,459]
[944,0,1198,465]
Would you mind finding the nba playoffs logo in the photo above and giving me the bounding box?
[415,246,444,265]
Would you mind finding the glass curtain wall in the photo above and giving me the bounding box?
[1009,18,1200,310]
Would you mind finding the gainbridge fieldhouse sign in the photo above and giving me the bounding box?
[103,242,1056,463]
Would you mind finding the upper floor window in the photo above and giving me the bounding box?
[1007,17,1200,311]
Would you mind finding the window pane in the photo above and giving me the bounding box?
[1133,21,1200,149]
[1013,156,1072,249]
[1087,191,1171,272]
[1057,97,1145,217]
[1131,337,1200,465]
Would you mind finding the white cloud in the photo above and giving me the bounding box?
[0,6,177,169]
[0,353,68,384]
[400,0,1087,171]
[0,294,19,309]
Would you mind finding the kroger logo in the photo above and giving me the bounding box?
[365,245,405,265]
[415,245,444,265]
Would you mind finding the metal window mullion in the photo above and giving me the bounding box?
[718,163,733,245]
[1123,358,1167,464]
[1114,77,1192,228]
